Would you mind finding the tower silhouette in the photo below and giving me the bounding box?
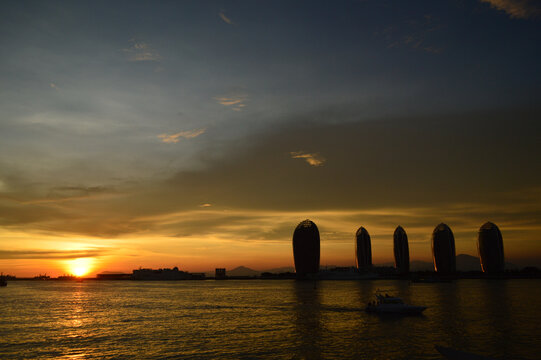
[478,222,504,273]
[293,219,320,277]
[355,227,372,271]
[394,226,410,274]
[432,223,456,274]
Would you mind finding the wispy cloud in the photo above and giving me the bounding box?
[49,83,59,90]
[215,95,247,111]
[123,39,161,62]
[158,128,206,143]
[480,0,541,19]
[219,11,234,25]
[381,14,444,54]
[290,151,325,167]
[0,249,104,260]
[0,185,118,205]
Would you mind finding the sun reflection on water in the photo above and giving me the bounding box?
[60,283,88,340]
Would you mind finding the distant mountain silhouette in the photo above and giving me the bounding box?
[204,266,295,277]
[456,254,482,271]
[204,256,519,277]
[455,254,518,271]
[378,254,517,272]
[380,255,481,271]
[262,266,295,274]
[377,260,433,271]
[227,266,260,277]
[410,260,434,271]
[377,255,477,271]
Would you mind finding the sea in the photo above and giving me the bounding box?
[1,279,540,359]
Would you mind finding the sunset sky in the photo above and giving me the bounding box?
[1,0,540,277]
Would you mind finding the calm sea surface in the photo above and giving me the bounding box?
[1,279,540,359]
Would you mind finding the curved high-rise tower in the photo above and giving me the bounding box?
[393,226,409,274]
[478,222,504,273]
[293,219,320,276]
[355,227,372,271]
[431,223,456,274]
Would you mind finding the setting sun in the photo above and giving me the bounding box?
[67,258,93,277]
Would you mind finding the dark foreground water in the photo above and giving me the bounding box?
[1,279,540,359]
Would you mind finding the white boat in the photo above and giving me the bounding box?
[366,293,426,314]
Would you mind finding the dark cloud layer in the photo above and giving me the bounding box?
[0,249,105,260]
[164,107,541,210]
[1,107,539,243]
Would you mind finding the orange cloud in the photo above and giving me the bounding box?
[215,95,247,111]
[158,128,206,143]
[480,0,541,18]
[290,151,325,166]
[123,40,161,61]
[0,249,104,259]
[219,11,234,25]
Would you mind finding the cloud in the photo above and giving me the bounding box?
[219,11,234,25]
[480,0,541,18]
[382,14,444,53]
[0,200,73,226]
[0,106,540,267]
[290,151,325,167]
[20,185,117,204]
[157,128,206,143]
[215,95,247,111]
[0,249,105,260]
[49,83,58,90]
[123,39,161,62]
[110,199,541,255]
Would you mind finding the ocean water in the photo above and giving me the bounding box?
[1,279,540,359]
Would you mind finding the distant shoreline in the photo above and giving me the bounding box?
[6,271,541,281]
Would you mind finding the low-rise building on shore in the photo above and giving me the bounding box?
[132,267,205,280]
[97,272,132,280]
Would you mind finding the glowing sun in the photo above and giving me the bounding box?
[67,258,93,277]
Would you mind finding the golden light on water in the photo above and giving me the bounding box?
[66,258,94,277]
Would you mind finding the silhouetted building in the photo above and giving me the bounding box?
[293,219,320,277]
[432,223,456,274]
[215,268,226,280]
[393,226,410,274]
[190,273,206,280]
[478,222,505,273]
[57,274,77,280]
[97,272,131,280]
[132,267,191,280]
[355,227,372,271]
[33,274,50,280]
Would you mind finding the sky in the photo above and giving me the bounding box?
[1,0,540,277]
